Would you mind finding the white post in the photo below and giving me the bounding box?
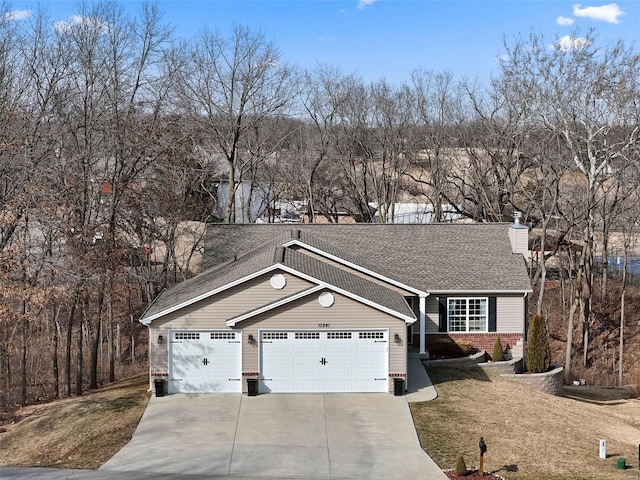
[599,439,606,459]
[419,296,427,356]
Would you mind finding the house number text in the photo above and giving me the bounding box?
[318,323,330,328]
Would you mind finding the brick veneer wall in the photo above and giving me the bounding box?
[420,333,523,357]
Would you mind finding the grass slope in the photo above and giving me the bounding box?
[411,366,640,480]
[0,374,149,469]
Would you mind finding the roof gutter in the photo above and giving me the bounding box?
[427,289,533,295]
[139,288,165,326]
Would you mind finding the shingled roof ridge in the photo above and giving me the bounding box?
[293,229,398,279]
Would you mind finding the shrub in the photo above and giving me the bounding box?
[527,314,552,373]
[492,336,505,362]
[455,339,475,356]
[433,337,462,357]
[455,454,467,475]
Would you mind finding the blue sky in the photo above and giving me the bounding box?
[7,1,640,84]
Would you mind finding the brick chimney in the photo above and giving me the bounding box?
[508,211,528,255]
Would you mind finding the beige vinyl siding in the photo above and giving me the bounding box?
[148,271,313,374]
[424,294,525,334]
[240,289,407,392]
[496,295,525,333]
[425,296,441,333]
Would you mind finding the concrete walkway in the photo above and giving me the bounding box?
[406,351,438,402]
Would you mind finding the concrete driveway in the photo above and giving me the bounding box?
[100,392,446,479]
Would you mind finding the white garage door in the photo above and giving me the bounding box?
[169,330,242,393]
[260,330,388,393]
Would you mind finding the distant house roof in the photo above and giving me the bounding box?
[370,202,463,224]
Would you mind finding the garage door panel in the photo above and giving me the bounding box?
[169,330,241,394]
[260,330,388,393]
[357,356,386,365]
[293,366,322,377]
[294,344,322,354]
[293,379,324,392]
[325,345,354,354]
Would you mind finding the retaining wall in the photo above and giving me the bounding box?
[501,366,564,396]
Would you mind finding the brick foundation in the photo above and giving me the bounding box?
[418,333,523,358]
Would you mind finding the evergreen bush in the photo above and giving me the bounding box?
[455,454,467,475]
[492,336,505,361]
[526,314,552,373]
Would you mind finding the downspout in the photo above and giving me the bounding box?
[522,291,528,366]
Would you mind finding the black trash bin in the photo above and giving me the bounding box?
[154,378,166,397]
[247,378,258,396]
[393,377,404,396]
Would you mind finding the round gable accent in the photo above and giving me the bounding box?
[318,292,334,308]
[270,273,286,290]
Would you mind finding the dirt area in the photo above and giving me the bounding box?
[0,374,149,469]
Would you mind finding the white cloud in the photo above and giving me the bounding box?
[54,15,110,35]
[556,16,575,26]
[357,0,377,9]
[552,35,592,52]
[572,3,625,23]
[5,10,31,21]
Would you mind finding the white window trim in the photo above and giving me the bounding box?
[447,297,489,333]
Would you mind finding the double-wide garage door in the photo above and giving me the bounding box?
[260,330,388,393]
[169,330,242,393]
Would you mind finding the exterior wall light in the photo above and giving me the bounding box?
[157,334,163,345]
[248,334,257,345]
[394,333,402,344]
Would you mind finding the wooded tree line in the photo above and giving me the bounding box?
[2,2,640,408]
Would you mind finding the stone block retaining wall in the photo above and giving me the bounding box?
[501,366,564,396]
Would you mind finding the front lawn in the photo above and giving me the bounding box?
[410,366,640,480]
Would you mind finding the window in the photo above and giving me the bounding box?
[262,332,288,340]
[175,332,200,340]
[359,331,384,340]
[295,332,320,340]
[448,298,488,332]
[327,332,351,339]
[210,332,236,340]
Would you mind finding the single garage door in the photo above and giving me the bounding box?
[169,330,242,393]
[260,330,388,393]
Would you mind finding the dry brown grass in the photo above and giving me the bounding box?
[0,374,149,469]
[411,366,640,480]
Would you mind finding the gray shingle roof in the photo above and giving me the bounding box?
[204,223,532,292]
[142,240,281,321]
[282,248,414,318]
[225,247,415,323]
[143,223,531,323]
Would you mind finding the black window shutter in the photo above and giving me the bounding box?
[488,297,497,332]
[438,297,448,332]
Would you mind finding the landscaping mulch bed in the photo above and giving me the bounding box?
[444,469,504,479]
